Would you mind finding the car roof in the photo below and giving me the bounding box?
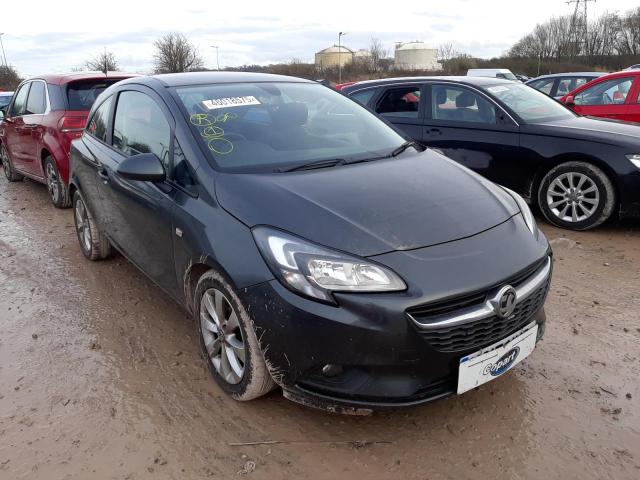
[26,71,140,85]
[128,71,317,88]
[527,72,605,82]
[342,76,514,92]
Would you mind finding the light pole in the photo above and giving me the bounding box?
[210,45,220,71]
[338,31,347,84]
[0,33,8,68]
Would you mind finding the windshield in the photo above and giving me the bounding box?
[67,79,125,110]
[174,82,406,172]
[496,72,517,81]
[485,83,575,122]
[0,95,12,109]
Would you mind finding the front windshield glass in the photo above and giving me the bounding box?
[174,82,406,172]
[496,72,517,81]
[485,83,575,122]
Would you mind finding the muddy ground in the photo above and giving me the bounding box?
[0,178,638,480]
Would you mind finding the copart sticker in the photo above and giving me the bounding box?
[202,96,261,110]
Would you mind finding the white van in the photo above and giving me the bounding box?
[467,69,517,81]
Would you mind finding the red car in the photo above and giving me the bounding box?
[0,72,136,207]
[560,70,640,124]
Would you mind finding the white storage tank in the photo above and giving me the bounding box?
[314,46,354,70]
[394,41,440,71]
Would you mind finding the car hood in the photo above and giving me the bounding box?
[215,150,519,257]
[528,115,640,147]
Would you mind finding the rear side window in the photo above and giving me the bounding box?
[113,91,171,167]
[87,96,114,143]
[67,79,122,110]
[376,87,421,118]
[25,81,47,115]
[9,83,30,117]
[556,78,574,97]
[349,88,377,106]
[432,85,496,124]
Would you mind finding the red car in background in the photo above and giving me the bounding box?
[0,72,136,207]
[561,70,640,124]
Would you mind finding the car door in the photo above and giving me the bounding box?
[100,87,178,295]
[2,82,31,171]
[422,83,526,193]
[20,80,48,177]
[371,84,425,141]
[571,76,634,120]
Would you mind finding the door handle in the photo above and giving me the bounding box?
[427,128,442,136]
[97,166,109,183]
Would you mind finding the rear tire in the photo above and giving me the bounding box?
[537,161,615,231]
[72,191,111,260]
[1,144,24,182]
[195,269,276,401]
[44,156,71,208]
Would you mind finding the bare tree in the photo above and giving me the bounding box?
[153,32,204,74]
[437,43,461,73]
[86,51,119,73]
[368,38,388,72]
[617,7,640,55]
[0,65,22,90]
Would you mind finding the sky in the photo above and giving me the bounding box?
[1,0,639,77]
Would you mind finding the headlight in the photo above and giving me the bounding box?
[253,226,406,302]
[502,187,537,235]
[626,154,640,169]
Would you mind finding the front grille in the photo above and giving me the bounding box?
[407,259,551,353]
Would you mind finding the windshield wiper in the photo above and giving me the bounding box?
[277,158,347,173]
[388,141,419,158]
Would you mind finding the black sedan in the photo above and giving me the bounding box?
[343,76,640,230]
[69,72,550,412]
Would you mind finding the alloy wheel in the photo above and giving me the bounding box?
[46,162,59,202]
[74,199,92,252]
[546,172,599,223]
[200,288,246,385]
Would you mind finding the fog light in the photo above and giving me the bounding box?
[321,364,343,377]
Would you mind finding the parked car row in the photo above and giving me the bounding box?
[343,74,640,230]
[1,71,556,412]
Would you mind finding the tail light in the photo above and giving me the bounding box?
[58,116,87,133]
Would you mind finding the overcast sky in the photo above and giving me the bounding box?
[2,0,638,77]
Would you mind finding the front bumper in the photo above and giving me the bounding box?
[239,268,549,413]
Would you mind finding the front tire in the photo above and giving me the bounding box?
[1,144,24,182]
[72,191,112,260]
[44,156,71,208]
[538,162,615,230]
[195,269,275,401]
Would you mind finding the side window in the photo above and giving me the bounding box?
[25,81,47,115]
[574,77,590,89]
[113,91,171,168]
[574,77,633,106]
[9,83,30,117]
[529,78,555,95]
[376,87,421,118]
[432,85,496,124]
[350,88,377,106]
[556,78,574,97]
[87,96,114,143]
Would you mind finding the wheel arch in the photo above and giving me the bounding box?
[183,257,237,316]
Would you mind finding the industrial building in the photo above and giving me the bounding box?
[314,45,354,69]
[394,41,440,71]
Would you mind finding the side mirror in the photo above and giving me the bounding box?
[564,95,575,106]
[116,153,166,182]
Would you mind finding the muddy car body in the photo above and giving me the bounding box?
[69,72,551,412]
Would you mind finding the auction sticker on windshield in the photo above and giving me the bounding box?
[202,96,261,110]
[457,322,538,394]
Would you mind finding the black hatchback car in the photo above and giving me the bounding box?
[70,72,551,412]
[343,77,640,230]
